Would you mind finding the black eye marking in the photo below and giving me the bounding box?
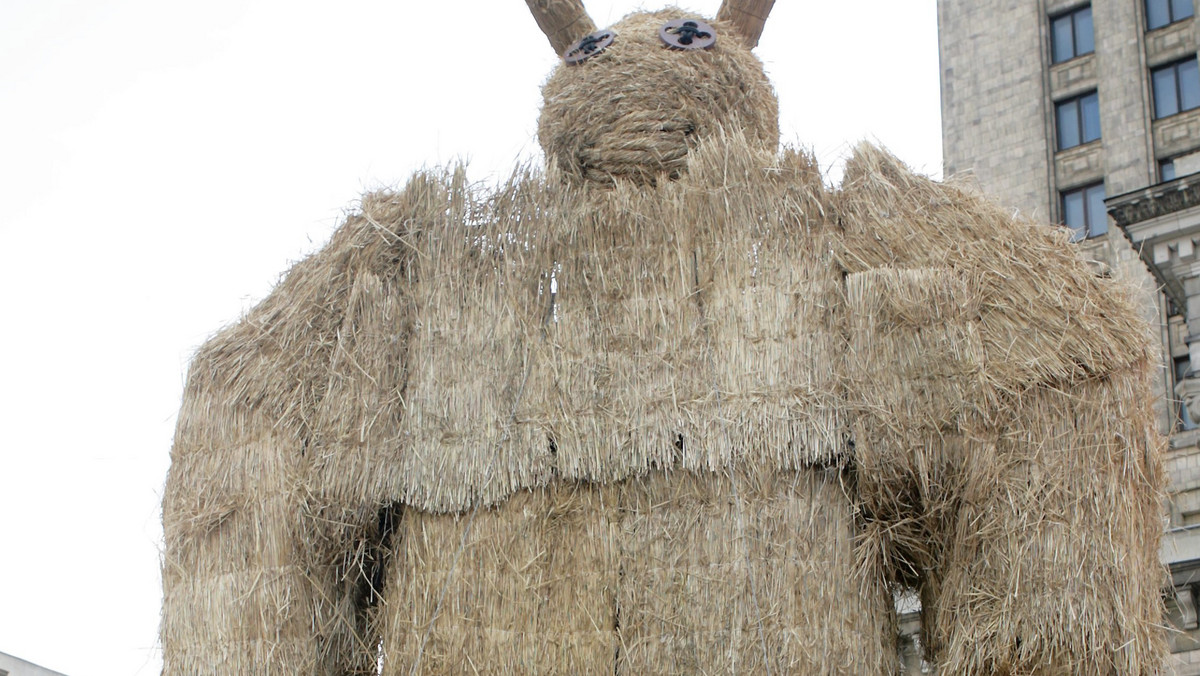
[564,29,617,64]
[659,19,716,50]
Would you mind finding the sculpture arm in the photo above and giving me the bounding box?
[160,172,457,674]
[837,143,1165,672]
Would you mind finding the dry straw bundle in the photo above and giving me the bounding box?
[539,9,778,185]
[378,470,895,675]
[162,126,895,673]
[162,2,1167,674]
[839,145,1166,673]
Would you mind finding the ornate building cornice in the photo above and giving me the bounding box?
[1110,173,1200,316]
[1110,173,1200,228]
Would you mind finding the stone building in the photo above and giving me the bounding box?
[0,652,68,676]
[937,0,1200,672]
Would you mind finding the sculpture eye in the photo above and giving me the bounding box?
[563,29,616,64]
[659,19,716,50]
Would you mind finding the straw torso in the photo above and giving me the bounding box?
[161,5,1167,672]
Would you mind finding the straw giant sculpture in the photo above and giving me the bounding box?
[161,1,1166,673]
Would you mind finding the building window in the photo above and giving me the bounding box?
[1056,91,1101,149]
[1162,157,1178,181]
[1177,357,1200,430]
[1153,58,1200,117]
[1061,183,1107,240]
[1051,6,1094,63]
[1147,0,1194,30]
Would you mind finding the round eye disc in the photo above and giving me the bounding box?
[564,29,616,64]
[659,19,716,50]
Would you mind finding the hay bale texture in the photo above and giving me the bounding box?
[539,9,778,186]
[163,126,896,674]
[162,4,1166,674]
[839,145,1166,674]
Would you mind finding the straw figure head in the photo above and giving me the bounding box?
[530,1,779,185]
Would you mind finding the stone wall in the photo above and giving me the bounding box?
[0,652,68,676]
[939,0,1053,220]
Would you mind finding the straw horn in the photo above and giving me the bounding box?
[525,0,598,57]
[716,0,776,48]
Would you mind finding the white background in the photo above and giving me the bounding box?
[0,1,940,673]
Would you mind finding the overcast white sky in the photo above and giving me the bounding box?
[0,2,940,674]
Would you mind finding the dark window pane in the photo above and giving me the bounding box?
[1081,92,1101,142]
[1155,66,1180,117]
[1163,159,1177,181]
[1075,8,1094,55]
[1063,190,1086,241]
[1177,357,1198,430]
[1086,184,1108,237]
[1174,0,1195,21]
[1148,0,1171,29]
[1052,14,1075,62]
[1180,58,1200,111]
[1058,99,1081,148]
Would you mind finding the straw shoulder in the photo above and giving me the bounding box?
[838,142,1154,396]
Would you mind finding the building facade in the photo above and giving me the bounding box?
[0,652,68,676]
[938,0,1200,672]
